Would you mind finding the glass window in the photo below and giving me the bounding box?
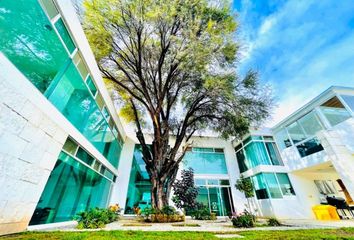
[265,142,283,166]
[263,173,282,198]
[276,173,295,196]
[29,151,112,225]
[252,174,268,199]
[207,179,219,185]
[263,136,274,141]
[95,93,105,110]
[236,149,248,173]
[298,111,324,137]
[341,95,354,112]
[320,96,351,126]
[125,145,152,214]
[47,60,122,167]
[274,129,292,150]
[76,147,94,165]
[296,137,324,157]
[287,121,307,144]
[54,18,76,54]
[40,0,59,19]
[0,0,69,93]
[85,76,97,96]
[102,106,110,119]
[195,179,206,186]
[244,142,271,168]
[62,138,77,155]
[104,169,114,181]
[183,148,228,174]
[220,180,230,186]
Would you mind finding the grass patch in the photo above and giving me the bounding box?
[171,223,201,227]
[1,228,354,240]
[122,223,153,227]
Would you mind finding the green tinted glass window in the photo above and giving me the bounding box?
[183,149,228,174]
[40,0,59,19]
[62,138,77,155]
[276,173,295,196]
[244,142,271,168]
[54,18,76,54]
[47,60,122,167]
[85,76,97,96]
[0,0,69,93]
[263,173,282,199]
[29,152,111,225]
[76,147,94,165]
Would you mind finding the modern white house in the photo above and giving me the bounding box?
[1,0,354,236]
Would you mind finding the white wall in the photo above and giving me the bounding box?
[0,55,67,235]
[109,137,136,209]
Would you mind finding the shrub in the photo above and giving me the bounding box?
[231,211,255,228]
[190,203,215,220]
[75,205,121,229]
[267,217,281,226]
[139,206,184,223]
[172,168,198,211]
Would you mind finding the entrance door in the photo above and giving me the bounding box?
[208,187,223,216]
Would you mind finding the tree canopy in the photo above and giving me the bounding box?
[83,0,272,209]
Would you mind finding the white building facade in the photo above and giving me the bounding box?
[1,0,354,236]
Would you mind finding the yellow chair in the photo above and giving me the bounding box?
[312,205,340,220]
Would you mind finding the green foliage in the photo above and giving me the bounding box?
[235,175,254,198]
[231,211,256,228]
[189,203,215,220]
[267,217,281,226]
[139,206,184,223]
[172,168,198,211]
[75,207,119,229]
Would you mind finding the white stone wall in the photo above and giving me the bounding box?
[0,68,67,235]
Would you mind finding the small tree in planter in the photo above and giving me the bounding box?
[172,168,198,215]
[235,175,255,215]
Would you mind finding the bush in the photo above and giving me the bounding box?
[231,211,255,228]
[75,205,121,229]
[139,206,184,223]
[190,203,216,220]
[267,217,281,226]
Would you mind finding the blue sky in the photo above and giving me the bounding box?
[233,0,354,126]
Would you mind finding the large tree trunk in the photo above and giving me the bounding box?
[151,178,169,209]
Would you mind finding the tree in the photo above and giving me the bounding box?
[83,0,272,209]
[235,175,255,214]
[172,168,198,211]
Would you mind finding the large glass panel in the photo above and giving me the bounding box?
[265,142,283,166]
[244,142,271,168]
[276,173,295,196]
[208,187,222,216]
[320,96,351,126]
[298,111,324,137]
[29,151,111,225]
[341,95,354,112]
[251,174,268,199]
[54,18,76,54]
[320,107,351,127]
[125,145,152,214]
[220,187,233,216]
[183,148,228,174]
[287,121,307,144]
[0,0,69,93]
[39,0,59,19]
[296,137,324,157]
[46,60,122,167]
[196,186,209,208]
[236,149,248,173]
[274,129,292,150]
[263,173,282,199]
